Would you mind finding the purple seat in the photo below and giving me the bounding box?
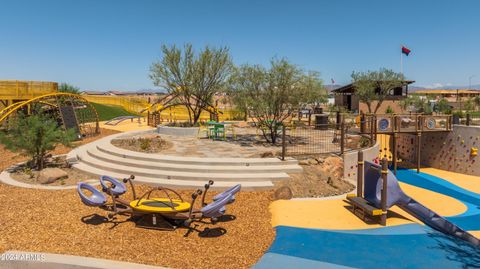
[201,194,232,218]
[77,182,107,207]
[213,184,241,204]
[100,176,127,196]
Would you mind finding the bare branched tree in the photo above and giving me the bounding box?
[150,44,232,124]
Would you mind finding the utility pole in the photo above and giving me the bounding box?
[469,75,476,90]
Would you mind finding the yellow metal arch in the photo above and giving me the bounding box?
[0,92,99,131]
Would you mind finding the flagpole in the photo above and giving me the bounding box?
[400,45,403,75]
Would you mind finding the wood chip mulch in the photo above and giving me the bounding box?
[0,128,275,268]
[0,183,275,269]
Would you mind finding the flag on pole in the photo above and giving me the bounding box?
[401,46,411,56]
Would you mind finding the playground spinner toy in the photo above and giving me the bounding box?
[77,175,241,236]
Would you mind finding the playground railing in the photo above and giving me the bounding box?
[82,94,243,121]
[362,114,452,134]
[0,80,58,100]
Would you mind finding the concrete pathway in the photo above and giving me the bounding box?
[0,251,168,269]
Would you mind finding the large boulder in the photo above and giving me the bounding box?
[274,186,293,200]
[321,156,343,179]
[37,168,68,184]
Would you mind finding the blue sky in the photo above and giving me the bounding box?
[0,0,479,91]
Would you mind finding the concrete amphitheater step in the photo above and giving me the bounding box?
[72,162,274,190]
[85,146,303,173]
[95,140,299,167]
[75,148,290,182]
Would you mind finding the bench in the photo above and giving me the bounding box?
[346,194,384,223]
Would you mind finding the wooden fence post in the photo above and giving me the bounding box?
[380,157,388,226]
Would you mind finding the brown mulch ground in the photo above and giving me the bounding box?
[0,183,275,268]
[0,128,275,268]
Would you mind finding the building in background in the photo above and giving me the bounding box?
[332,80,414,113]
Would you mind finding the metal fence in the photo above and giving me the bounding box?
[281,113,371,157]
[457,114,480,126]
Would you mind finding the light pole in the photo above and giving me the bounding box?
[469,75,476,90]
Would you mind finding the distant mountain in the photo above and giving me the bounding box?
[432,84,480,90]
[411,84,480,91]
[136,88,166,93]
[408,86,427,92]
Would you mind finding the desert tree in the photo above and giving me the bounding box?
[58,83,80,94]
[230,58,325,144]
[435,98,452,114]
[351,68,405,113]
[150,44,233,124]
[399,94,433,114]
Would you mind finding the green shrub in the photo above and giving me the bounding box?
[359,136,371,148]
[138,138,151,150]
[452,110,465,118]
[385,106,394,114]
[0,114,76,170]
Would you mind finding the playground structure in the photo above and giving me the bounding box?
[347,154,480,247]
[105,115,143,126]
[143,93,225,127]
[0,80,58,106]
[77,175,241,235]
[360,113,453,174]
[0,80,99,137]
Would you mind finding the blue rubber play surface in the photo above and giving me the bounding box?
[254,169,480,269]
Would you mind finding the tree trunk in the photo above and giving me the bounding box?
[261,128,271,143]
[270,130,277,144]
[373,100,383,114]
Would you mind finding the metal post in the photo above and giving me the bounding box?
[369,116,374,146]
[416,133,421,173]
[380,157,388,226]
[357,151,364,197]
[336,111,341,130]
[340,114,345,155]
[392,133,398,175]
[360,113,366,133]
[281,124,286,161]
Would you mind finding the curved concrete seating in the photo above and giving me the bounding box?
[67,130,302,190]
